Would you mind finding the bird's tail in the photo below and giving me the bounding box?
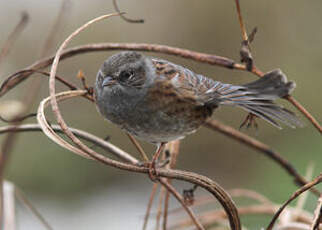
[211,69,302,128]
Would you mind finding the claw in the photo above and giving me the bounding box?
[240,113,259,132]
[145,143,167,182]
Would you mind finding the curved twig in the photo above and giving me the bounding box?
[112,0,144,23]
[37,89,241,230]
[170,204,316,230]
[0,42,237,97]
[311,195,322,230]
[267,174,322,230]
[205,119,321,197]
[142,183,159,230]
[0,123,138,164]
[159,179,204,230]
[0,12,29,67]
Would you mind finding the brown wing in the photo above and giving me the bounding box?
[150,58,218,106]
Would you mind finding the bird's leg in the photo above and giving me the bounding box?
[157,149,171,168]
[239,113,259,131]
[148,142,166,181]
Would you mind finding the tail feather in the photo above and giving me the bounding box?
[212,69,302,128]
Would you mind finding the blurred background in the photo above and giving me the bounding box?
[0,0,321,229]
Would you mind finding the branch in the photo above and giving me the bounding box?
[112,0,144,23]
[0,123,138,164]
[205,119,321,197]
[311,195,322,230]
[0,42,238,97]
[159,179,204,230]
[170,204,316,230]
[142,183,159,230]
[267,174,322,230]
[0,12,29,67]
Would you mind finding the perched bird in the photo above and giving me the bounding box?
[94,51,302,176]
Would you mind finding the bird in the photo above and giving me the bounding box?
[94,51,302,178]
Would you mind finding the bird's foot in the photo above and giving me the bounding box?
[137,157,170,182]
[239,113,259,133]
[136,161,159,182]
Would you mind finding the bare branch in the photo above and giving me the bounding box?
[112,0,144,23]
[205,119,321,197]
[126,133,149,162]
[163,141,180,230]
[15,185,53,230]
[267,174,322,230]
[142,183,159,230]
[311,195,322,230]
[0,123,138,164]
[0,12,29,67]
[159,179,205,230]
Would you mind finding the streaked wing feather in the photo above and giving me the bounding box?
[151,58,218,105]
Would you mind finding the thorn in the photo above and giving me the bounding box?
[77,70,93,95]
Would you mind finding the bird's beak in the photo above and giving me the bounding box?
[102,76,116,87]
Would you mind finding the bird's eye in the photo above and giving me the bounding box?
[119,70,134,82]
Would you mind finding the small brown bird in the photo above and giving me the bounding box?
[94,51,302,177]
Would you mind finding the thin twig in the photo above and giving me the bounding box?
[112,0,144,23]
[142,183,159,230]
[0,12,29,67]
[163,141,180,230]
[311,195,322,230]
[294,163,315,219]
[126,133,149,162]
[159,179,205,230]
[267,174,322,230]
[0,11,29,224]
[155,188,272,218]
[155,151,167,230]
[0,4,69,226]
[39,0,71,58]
[205,119,321,197]
[15,186,53,230]
[234,0,248,42]
[285,95,322,134]
[0,123,138,164]
[0,42,237,96]
[170,204,316,230]
[156,186,166,230]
